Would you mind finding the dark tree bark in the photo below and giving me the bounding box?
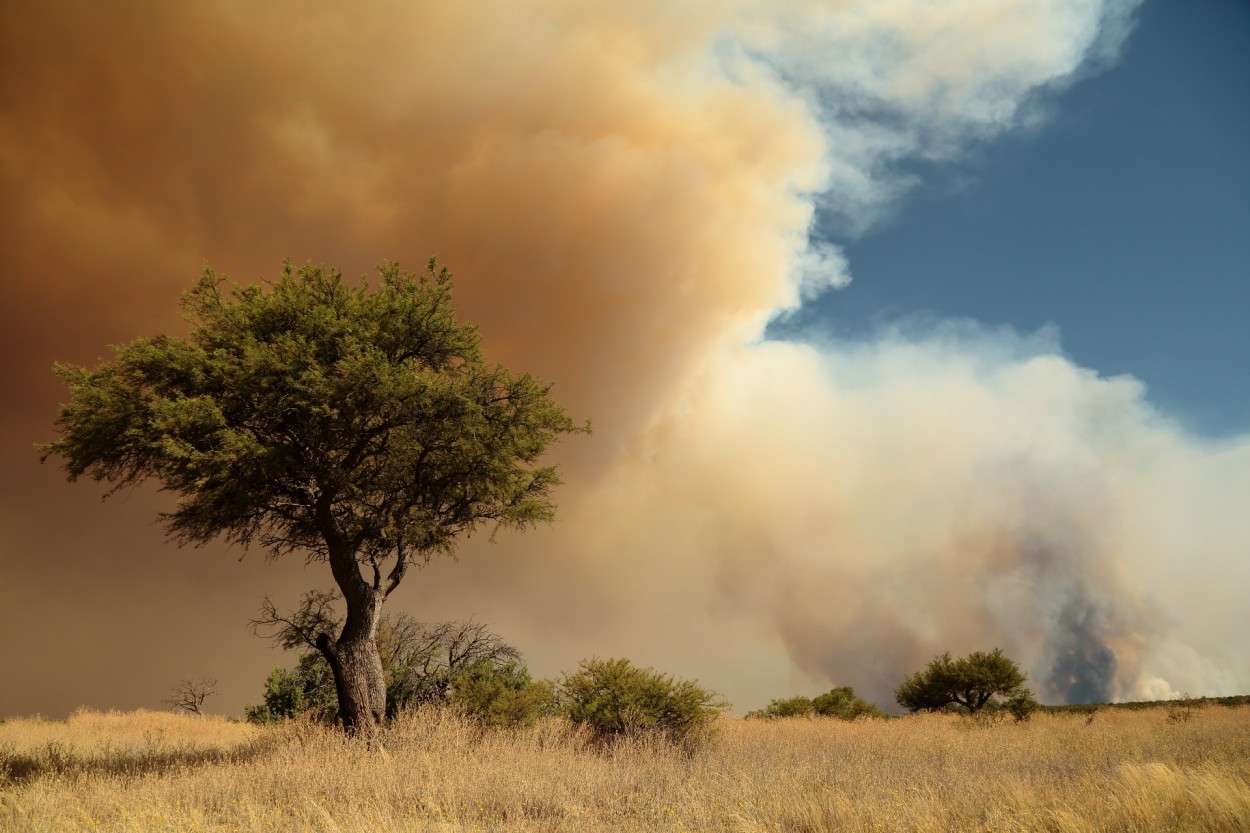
[317,625,386,734]
[314,529,391,735]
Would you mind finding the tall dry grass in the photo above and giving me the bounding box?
[2,705,1247,832]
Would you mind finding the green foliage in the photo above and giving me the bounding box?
[448,660,557,729]
[244,653,337,724]
[40,260,585,561]
[747,687,884,720]
[557,658,726,747]
[895,648,1032,715]
[1004,691,1042,723]
[747,696,814,719]
[813,686,887,720]
[246,616,535,725]
[1041,695,1249,715]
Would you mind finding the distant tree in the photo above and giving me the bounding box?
[895,649,1032,715]
[558,658,726,747]
[163,678,218,715]
[747,687,883,720]
[40,259,586,736]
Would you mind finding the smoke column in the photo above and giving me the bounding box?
[2,0,1248,716]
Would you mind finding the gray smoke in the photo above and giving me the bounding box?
[1042,593,1120,704]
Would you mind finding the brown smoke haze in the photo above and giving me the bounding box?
[2,0,1246,718]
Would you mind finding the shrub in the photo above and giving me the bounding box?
[557,658,726,747]
[244,653,337,724]
[748,696,815,719]
[1004,691,1042,723]
[813,686,887,720]
[447,660,557,729]
[1167,694,1200,724]
[748,687,884,720]
[245,616,525,724]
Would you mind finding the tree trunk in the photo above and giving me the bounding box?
[318,535,389,736]
[317,623,386,735]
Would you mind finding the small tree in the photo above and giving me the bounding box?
[558,658,726,747]
[163,678,217,715]
[40,259,585,735]
[895,649,1032,715]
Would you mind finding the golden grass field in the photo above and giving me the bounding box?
[2,705,1248,832]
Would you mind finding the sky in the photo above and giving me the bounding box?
[1,0,1247,719]
[769,0,1250,439]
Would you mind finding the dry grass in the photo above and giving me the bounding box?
[2,705,1248,832]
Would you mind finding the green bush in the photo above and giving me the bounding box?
[1004,691,1041,723]
[747,687,884,720]
[813,686,886,720]
[748,696,814,719]
[447,660,557,729]
[244,653,337,724]
[557,658,726,747]
[245,616,526,724]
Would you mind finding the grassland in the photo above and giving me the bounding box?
[2,705,1248,832]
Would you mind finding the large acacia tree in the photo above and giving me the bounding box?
[40,259,585,734]
[895,648,1032,715]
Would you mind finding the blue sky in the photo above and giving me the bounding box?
[772,0,1250,438]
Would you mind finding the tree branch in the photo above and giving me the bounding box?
[248,591,341,652]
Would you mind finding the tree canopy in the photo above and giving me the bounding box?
[894,648,1032,714]
[41,259,586,733]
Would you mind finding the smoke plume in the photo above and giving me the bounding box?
[3,0,1247,717]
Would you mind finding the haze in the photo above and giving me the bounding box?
[2,0,1247,718]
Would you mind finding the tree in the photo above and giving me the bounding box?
[378,615,523,710]
[163,677,217,715]
[40,259,586,735]
[895,648,1032,715]
[247,596,528,720]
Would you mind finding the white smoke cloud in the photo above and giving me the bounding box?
[429,323,1250,710]
[408,0,1250,710]
[722,0,1145,232]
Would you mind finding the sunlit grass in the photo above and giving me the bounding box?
[2,705,1248,831]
